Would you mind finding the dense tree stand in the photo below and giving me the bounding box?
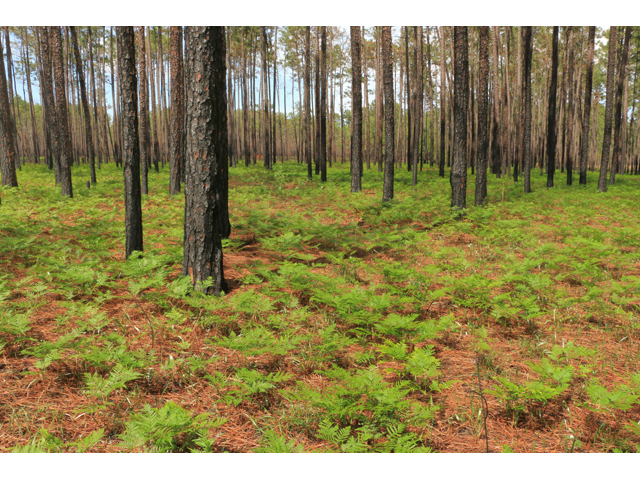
[182,26,227,296]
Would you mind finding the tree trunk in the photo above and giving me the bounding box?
[170,26,184,196]
[475,26,489,205]
[116,27,143,258]
[137,27,150,195]
[382,26,394,202]
[451,26,468,211]
[305,27,312,180]
[438,27,446,178]
[522,26,533,193]
[0,31,18,187]
[182,26,227,295]
[51,26,73,197]
[70,26,96,185]
[262,27,271,169]
[579,26,595,185]
[610,26,632,185]
[350,26,362,193]
[598,26,618,192]
[320,27,327,182]
[546,26,559,187]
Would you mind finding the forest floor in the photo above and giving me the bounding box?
[1,160,640,452]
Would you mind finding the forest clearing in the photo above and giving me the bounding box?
[1,26,640,454]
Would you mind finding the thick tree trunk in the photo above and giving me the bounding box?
[451,26,468,211]
[170,26,184,196]
[305,27,312,180]
[382,26,395,202]
[350,26,362,193]
[598,26,618,192]
[137,27,150,195]
[0,31,18,187]
[522,26,533,193]
[438,27,446,178]
[320,27,327,182]
[475,26,489,205]
[51,26,73,197]
[116,27,143,258]
[182,26,227,295]
[565,27,575,185]
[579,26,596,185]
[490,26,501,178]
[546,26,559,188]
[262,27,271,169]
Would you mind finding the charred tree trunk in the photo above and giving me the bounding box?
[137,27,150,195]
[305,27,312,180]
[610,26,632,186]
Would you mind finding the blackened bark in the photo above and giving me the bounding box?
[546,26,559,188]
[451,27,468,211]
[598,26,618,192]
[0,32,18,187]
[580,27,596,185]
[170,26,184,196]
[117,26,143,259]
[475,26,489,205]
[381,26,394,202]
[320,27,327,182]
[137,27,149,195]
[350,26,362,193]
[610,26,632,185]
[51,26,73,197]
[182,26,227,295]
[70,27,96,185]
[522,26,533,193]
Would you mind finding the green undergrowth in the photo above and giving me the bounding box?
[2,160,640,452]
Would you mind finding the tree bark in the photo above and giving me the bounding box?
[0,31,18,187]
[475,26,489,205]
[170,26,184,196]
[51,26,73,197]
[546,27,559,187]
[382,26,394,202]
[579,26,595,185]
[522,26,533,193]
[304,27,312,180]
[116,26,143,258]
[610,26,632,185]
[598,26,618,192]
[137,27,150,195]
[451,27,468,211]
[182,26,227,295]
[350,26,362,192]
[70,27,96,185]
